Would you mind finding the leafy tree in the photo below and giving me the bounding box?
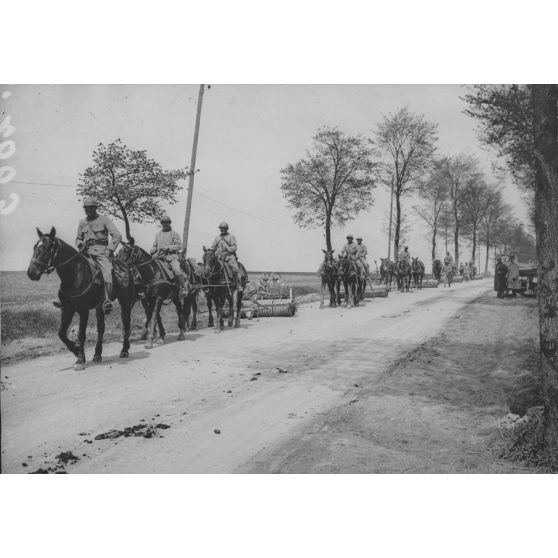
[77,139,188,241]
[478,188,510,273]
[460,174,490,264]
[414,159,450,262]
[372,107,438,261]
[437,153,481,267]
[280,126,378,251]
[464,84,558,468]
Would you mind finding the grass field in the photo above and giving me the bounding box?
[0,270,321,345]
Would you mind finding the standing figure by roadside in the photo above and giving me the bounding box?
[459,262,464,276]
[494,256,509,298]
[355,236,370,278]
[210,221,243,292]
[150,214,188,297]
[76,198,122,314]
[463,261,471,281]
[506,255,520,296]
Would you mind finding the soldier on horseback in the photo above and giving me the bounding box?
[210,221,243,292]
[150,214,188,298]
[76,198,122,314]
[355,236,370,278]
[399,245,411,263]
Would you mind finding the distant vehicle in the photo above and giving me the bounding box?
[518,262,538,296]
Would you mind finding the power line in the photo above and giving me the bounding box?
[8,178,300,232]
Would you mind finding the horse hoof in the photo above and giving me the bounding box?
[144,343,153,349]
[119,351,129,358]
[92,355,102,363]
[208,323,214,328]
[177,332,185,341]
[74,363,85,371]
[155,338,165,345]
[191,324,197,330]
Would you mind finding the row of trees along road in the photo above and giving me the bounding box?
[464,84,558,468]
[281,109,531,269]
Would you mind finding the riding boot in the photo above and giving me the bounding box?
[235,271,243,292]
[102,282,114,315]
[177,274,188,298]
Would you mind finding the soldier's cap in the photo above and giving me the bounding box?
[356,236,363,240]
[346,234,354,239]
[82,197,99,207]
[160,215,171,223]
[219,221,229,229]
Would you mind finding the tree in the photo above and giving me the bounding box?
[280,126,377,251]
[414,159,450,262]
[438,153,481,267]
[460,174,489,264]
[372,107,438,261]
[464,84,558,468]
[77,139,188,240]
[478,188,509,273]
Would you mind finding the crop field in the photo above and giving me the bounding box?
[0,271,321,345]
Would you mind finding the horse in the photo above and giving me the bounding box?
[319,249,341,308]
[180,256,203,331]
[441,263,454,287]
[411,257,425,289]
[337,255,358,307]
[432,259,442,281]
[117,240,190,349]
[202,248,247,330]
[396,259,412,292]
[27,227,135,368]
[379,258,396,291]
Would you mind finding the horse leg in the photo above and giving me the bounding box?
[206,294,214,328]
[176,297,186,340]
[228,291,235,327]
[58,305,78,357]
[119,292,131,358]
[215,294,224,331]
[190,294,198,330]
[144,298,156,349]
[235,291,243,328]
[155,297,166,344]
[74,310,89,367]
[93,307,105,362]
[140,298,149,340]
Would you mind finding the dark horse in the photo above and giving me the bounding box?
[411,257,425,289]
[337,255,358,307]
[380,257,396,291]
[27,227,134,368]
[432,259,442,281]
[396,259,412,292]
[320,249,340,308]
[118,240,190,349]
[202,248,247,330]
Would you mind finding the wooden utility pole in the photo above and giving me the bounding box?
[387,176,394,260]
[182,84,205,253]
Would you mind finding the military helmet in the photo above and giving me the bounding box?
[82,197,99,207]
[219,221,229,229]
[161,214,172,223]
[346,233,354,239]
[356,236,363,240]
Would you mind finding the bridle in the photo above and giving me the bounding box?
[31,237,84,275]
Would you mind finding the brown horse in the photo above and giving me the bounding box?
[396,259,412,292]
[380,258,396,291]
[27,227,135,368]
[337,255,358,307]
[202,248,247,330]
[411,257,425,289]
[320,249,341,308]
[118,240,189,349]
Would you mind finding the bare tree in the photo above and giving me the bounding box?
[281,127,378,251]
[478,188,510,273]
[372,107,438,262]
[460,174,490,264]
[414,160,449,261]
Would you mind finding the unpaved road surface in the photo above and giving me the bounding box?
[2,280,493,473]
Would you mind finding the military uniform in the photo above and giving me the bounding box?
[151,229,183,278]
[355,241,369,276]
[399,248,411,263]
[340,240,364,277]
[211,224,242,289]
[76,214,122,285]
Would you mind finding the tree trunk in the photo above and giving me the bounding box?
[532,84,558,466]
[122,210,132,242]
[325,211,332,252]
[453,205,460,267]
[484,234,490,274]
[472,224,477,263]
[394,192,401,263]
[431,223,437,262]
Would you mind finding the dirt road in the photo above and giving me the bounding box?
[2,280,494,473]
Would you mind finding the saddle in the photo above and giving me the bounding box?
[84,255,130,288]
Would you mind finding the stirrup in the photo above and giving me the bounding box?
[102,299,114,315]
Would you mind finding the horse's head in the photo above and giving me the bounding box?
[202,246,219,275]
[27,227,58,281]
[117,237,143,266]
[337,255,350,274]
[322,249,336,270]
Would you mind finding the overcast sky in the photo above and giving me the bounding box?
[0,84,529,271]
